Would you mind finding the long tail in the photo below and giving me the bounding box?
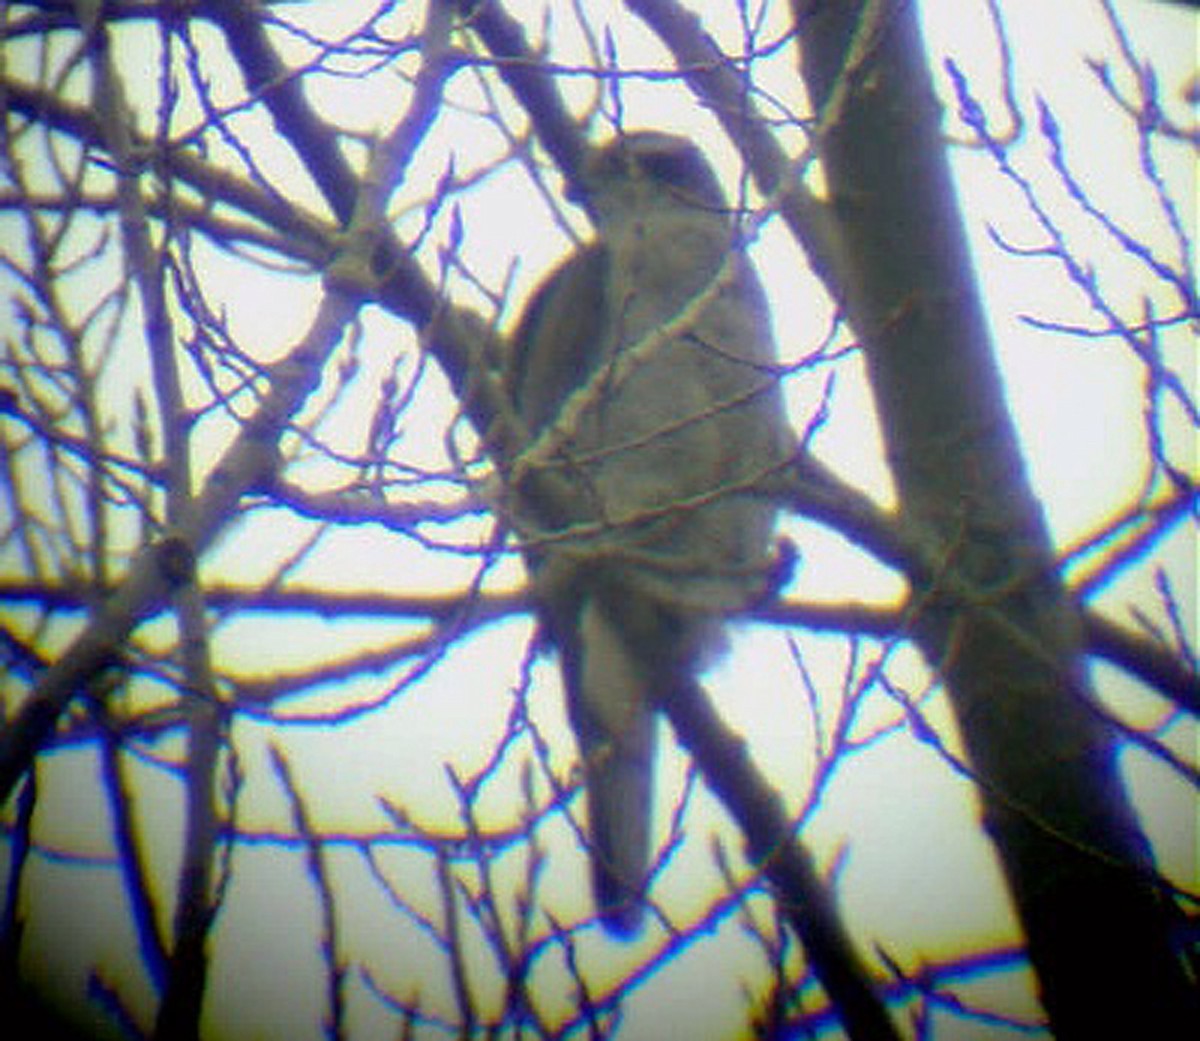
[573,598,657,936]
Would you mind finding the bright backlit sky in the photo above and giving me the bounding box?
[2,2,1196,1040]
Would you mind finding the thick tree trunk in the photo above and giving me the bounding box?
[793,2,1197,1034]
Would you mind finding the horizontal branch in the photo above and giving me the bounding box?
[0,288,366,804]
[3,581,1195,710]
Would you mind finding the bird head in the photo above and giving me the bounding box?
[575,131,727,227]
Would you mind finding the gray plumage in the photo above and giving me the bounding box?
[507,132,788,935]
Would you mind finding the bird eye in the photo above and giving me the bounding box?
[638,149,697,189]
[636,147,723,209]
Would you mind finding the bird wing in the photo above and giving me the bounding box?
[509,243,658,934]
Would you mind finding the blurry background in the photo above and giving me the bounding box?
[0,1,1195,1038]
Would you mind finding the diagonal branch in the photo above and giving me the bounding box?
[0,284,365,804]
[662,676,902,1041]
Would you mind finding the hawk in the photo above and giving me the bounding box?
[507,131,788,934]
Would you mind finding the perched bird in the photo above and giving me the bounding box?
[507,131,789,935]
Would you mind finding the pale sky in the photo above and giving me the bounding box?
[1,2,1195,1040]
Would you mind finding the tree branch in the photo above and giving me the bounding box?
[662,676,902,1041]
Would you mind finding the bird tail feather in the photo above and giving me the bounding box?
[576,598,656,936]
